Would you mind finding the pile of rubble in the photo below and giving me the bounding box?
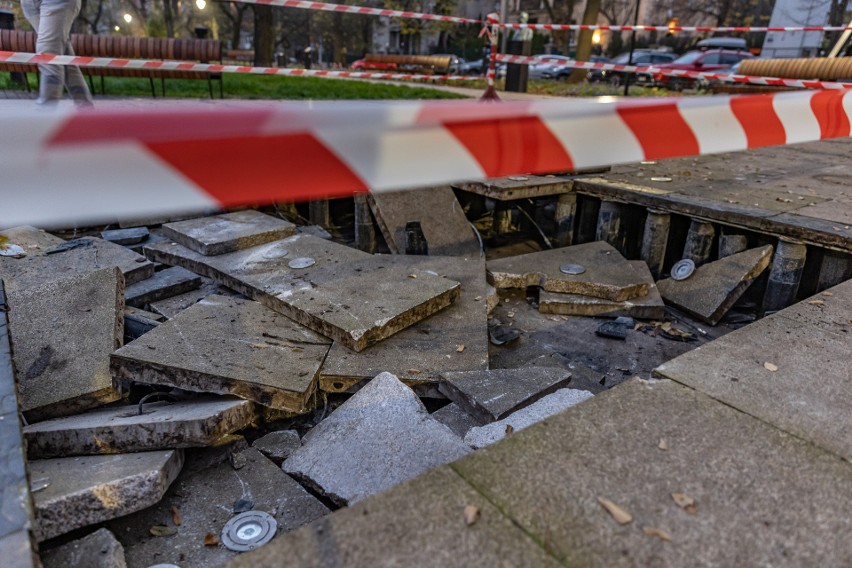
[0,205,776,567]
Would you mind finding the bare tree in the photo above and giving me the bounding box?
[569,0,601,82]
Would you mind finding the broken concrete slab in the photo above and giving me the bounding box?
[283,373,470,506]
[124,266,202,308]
[7,268,123,422]
[430,402,484,439]
[656,245,774,325]
[111,295,331,414]
[101,227,150,246]
[147,277,226,319]
[183,434,249,477]
[0,225,64,256]
[319,256,488,395]
[296,225,332,240]
[368,186,481,257]
[40,528,127,568]
[464,388,594,449]
[31,450,183,541]
[539,261,666,319]
[487,241,649,302]
[109,448,328,568]
[24,397,257,459]
[251,430,301,463]
[439,367,573,424]
[161,210,297,256]
[771,278,852,337]
[145,235,461,352]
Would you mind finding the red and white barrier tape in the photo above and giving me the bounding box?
[498,54,852,91]
[3,90,852,228]
[498,23,852,33]
[233,0,478,24]
[0,51,481,82]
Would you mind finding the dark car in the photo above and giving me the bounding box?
[644,49,754,90]
[587,50,676,85]
[543,55,611,80]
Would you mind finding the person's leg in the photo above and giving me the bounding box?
[29,0,71,103]
[60,0,92,105]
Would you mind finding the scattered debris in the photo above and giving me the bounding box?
[658,438,669,451]
[597,497,633,525]
[643,526,672,541]
[671,492,698,514]
[463,505,481,526]
[763,362,779,372]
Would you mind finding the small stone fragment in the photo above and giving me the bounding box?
[251,430,301,463]
[101,227,150,246]
[463,505,481,526]
[672,492,697,514]
[595,320,628,340]
[658,438,669,451]
[430,403,483,439]
[763,362,779,372]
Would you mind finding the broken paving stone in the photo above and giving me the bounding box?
[656,245,774,325]
[251,430,301,463]
[487,241,649,302]
[489,325,522,346]
[596,320,628,340]
[112,295,331,414]
[539,261,665,319]
[430,403,484,439]
[145,235,461,352]
[7,267,123,422]
[107,448,327,568]
[161,210,297,256]
[24,397,257,459]
[183,434,249,477]
[296,225,332,240]
[101,227,150,246]
[439,367,573,424]
[283,372,471,506]
[31,450,183,541]
[147,277,235,319]
[124,266,202,308]
[40,528,127,568]
[464,388,594,449]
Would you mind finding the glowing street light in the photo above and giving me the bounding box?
[592,29,601,44]
[196,0,207,8]
[123,13,132,23]
[114,25,120,31]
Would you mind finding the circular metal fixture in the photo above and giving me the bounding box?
[671,259,696,281]
[261,245,289,260]
[288,257,316,269]
[221,511,278,552]
[559,263,586,275]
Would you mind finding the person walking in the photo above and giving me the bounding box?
[20,0,93,106]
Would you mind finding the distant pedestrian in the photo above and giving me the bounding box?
[21,0,93,106]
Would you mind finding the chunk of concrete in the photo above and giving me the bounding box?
[145,235,461,351]
[24,397,257,459]
[539,261,665,319]
[0,225,64,256]
[319,256,488,395]
[108,448,328,568]
[7,268,123,422]
[101,227,150,246]
[124,266,202,308]
[439,367,573,424]
[430,402,483,439]
[1,236,154,288]
[148,277,224,319]
[283,373,471,506]
[368,186,481,256]
[31,450,183,541]
[296,225,332,240]
[111,295,331,414]
[161,210,297,256]
[40,528,127,568]
[656,245,773,325]
[252,430,301,463]
[487,241,649,301]
[464,388,594,449]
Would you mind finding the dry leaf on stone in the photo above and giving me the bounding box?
[456,344,465,353]
[808,300,825,306]
[658,438,669,451]
[204,533,220,546]
[763,362,779,372]
[474,296,483,301]
[150,525,177,537]
[821,292,834,297]
[643,527,672,541]
[171,506,182,526]
[597,497,632,525]
[464,505,481,526]
[408,274,417,279]
[406,369,422,375]
[505,424,515,435]
[671,493,697,515]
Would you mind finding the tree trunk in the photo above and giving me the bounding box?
[163,0,175,38]
[253,5,275,66]
[233,6,245,49]
[332,12,345,65]
[569,0,601,83]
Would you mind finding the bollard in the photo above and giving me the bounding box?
[353,194,376,254]
[718,230,748,259]
[553,193,577,247]
[595,200,623,252]
[816,250,852,291]
[682,220,715,266]
[762,240,807,314]
[405,221,428,255]
[309,199,331,228]
[640,209,670,280]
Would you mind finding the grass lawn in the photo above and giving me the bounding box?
[0,71,468,100]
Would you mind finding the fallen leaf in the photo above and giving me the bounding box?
[463,504,481,526]
[808,300,825,306]
[763,362,779,372]
[171,506,182,526]
[406,369,422,375]
[643,526,672,541]
[597,497,632,525]
[821,292,834,297]
[408,274,417,279]
[456,344,465,353]
[204,533,220,546]
[290,346,304,353]
[250,343,268,349]
[149,525,177,537]
[474,296,483,301]
[505,424,514,435]
[658,438,668,451]
[671,493,697,514]
[507,311,515,318]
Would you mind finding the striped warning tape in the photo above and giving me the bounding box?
[232,0,479,24]
[0,51,481,82]
[497,23,852,33]
[497,54,852,91]
[2,89,850,228]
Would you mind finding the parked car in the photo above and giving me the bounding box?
[642,49,754,90]
[528,54,575,79]
[351,59,397,71]
[459,57,487,75]
[586,50,676,85]
[432,54,465,74]
[543,55,611,80]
